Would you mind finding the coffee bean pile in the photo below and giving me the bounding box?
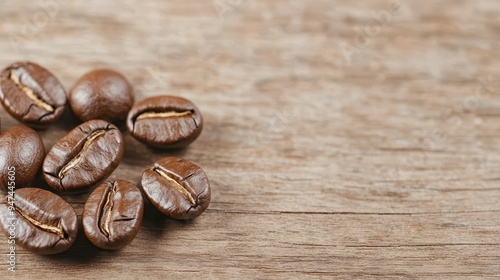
[0,61,211,254]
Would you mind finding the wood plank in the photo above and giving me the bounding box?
[2,211,500,278]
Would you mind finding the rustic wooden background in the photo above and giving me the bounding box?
[0,0,499,278]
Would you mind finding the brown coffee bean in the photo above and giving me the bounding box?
[69,69,134,122]
[0,188,78,254]
[0,125,44,192]
[0,62,66,127]
[43,119,124,193]
[127,96,203,149]
[141,157,211,220]
[82,180,144,250]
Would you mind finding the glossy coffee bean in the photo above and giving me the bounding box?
[69,69,134,122]
[127,96,203,149]
[0,125,44,192]
[142,157,210,220]
[0,188,78,254]
[83,180,144,250]
[43,119,124,193]
[0,62,66,127]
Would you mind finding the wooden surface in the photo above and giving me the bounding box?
[1,0,500,278]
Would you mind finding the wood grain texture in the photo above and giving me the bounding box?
[0,0,500,278]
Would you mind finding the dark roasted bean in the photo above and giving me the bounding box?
[0,188,78,254]
[0,62,66,127]
[69,69,134,122]
[0,125,44,192]
[82,180,144,250]
[142,157,210,220]
[43,119,124,193]
[127,96,203,149]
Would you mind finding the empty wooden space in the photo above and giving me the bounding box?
[0,0,499,278]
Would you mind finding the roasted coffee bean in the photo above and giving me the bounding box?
[0,62,66,127]
[43,119,124,193]
[127,96,203,149]
[142,157,210,220]
[69,69,134,122]
[0,125,45,192]
[83,180,144,250]
[0,188,78,254]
